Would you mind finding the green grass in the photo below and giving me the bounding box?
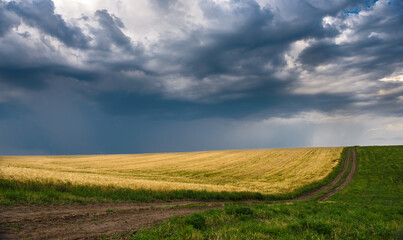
[0,179,267,205]
[330,146,402,204]
[0,148,348,205]
[114,146,403,239]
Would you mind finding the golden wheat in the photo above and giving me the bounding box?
[0,147,342,194]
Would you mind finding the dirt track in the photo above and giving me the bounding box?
[295,148,352,200]
[0,148,357,240]
[317,148,357,201]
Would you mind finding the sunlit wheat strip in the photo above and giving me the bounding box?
[0,147,342,194]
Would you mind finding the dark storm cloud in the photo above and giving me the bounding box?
[179,0,374,81]
[362,81,403,116]
[0,2,140,92]
[94,89,354,120]
[0,1,100,90]
[295,0,403,118]
[299,1,403,73]
[54,66,99,82]
[299,36,403,75]
[0,1,19,37]
[174,1,331,78]
[0,66,49,89]
[152,0,367,99]
[119,0,370,117]
[6,0,89,49]
[298,41,344,67]
[0,0,401,114]
[94,9,132,51]
[0,63,99,90]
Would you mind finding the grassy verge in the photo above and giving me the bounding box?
[0,148,348,205]
[113,146,402,240]
[0,179,268,205]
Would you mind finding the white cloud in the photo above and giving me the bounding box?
[380,74,403,82]
[52,0,207,47]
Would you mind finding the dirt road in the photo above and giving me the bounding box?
[295,148,352,200]
[0,148,357,240]
[317,148,357,201]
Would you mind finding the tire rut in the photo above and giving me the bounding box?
[317,148,357,201]
[295,148,352,200]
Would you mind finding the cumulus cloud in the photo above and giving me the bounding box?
[93,9,132,51]
[6,0,89,48]
[0,1,19,37]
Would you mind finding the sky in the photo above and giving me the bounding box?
[0,0,402,155]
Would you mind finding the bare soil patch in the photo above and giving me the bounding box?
[0,201,222,240]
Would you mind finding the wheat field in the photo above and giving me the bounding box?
[0,147,342,194]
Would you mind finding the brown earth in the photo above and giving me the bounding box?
[0,201,224,240]
[0,148,357,240]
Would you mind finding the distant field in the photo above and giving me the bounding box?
[0,147,342,194]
